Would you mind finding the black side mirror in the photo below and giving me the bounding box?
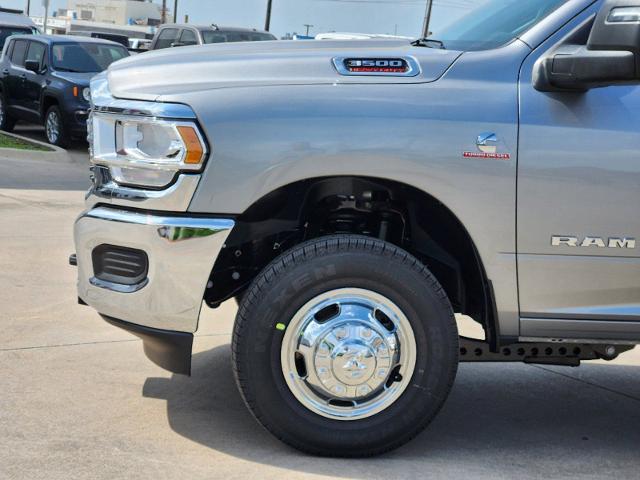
[24,60,41,74]
[534,0,640,92]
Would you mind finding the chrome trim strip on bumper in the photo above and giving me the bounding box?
[75,207,234,333]
[85,172,201,212]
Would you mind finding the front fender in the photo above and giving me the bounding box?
[171,41,530,337]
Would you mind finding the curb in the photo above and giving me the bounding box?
[0,131,75,163]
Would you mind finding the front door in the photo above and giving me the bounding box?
[517,3,640,341]
[23,41,47,117]
[5,39,29,114]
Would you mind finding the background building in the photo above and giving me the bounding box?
[60,0,161,26]
[32,0,164,38]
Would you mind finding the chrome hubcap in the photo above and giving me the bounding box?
[46,111,59,143]
[281,288,416,420]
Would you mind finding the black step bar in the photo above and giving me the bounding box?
[459,336,634,367]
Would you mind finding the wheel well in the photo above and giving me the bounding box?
[206,176,497,344]
[41,96,58,118]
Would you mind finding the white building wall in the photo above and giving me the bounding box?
[66,0,161,25]
[125,1,162,24]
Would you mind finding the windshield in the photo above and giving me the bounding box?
[51,42,128,73]
[202,31,276,44]
[0,27,35,50]
[429,0,567,51]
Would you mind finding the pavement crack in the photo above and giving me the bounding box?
[0,338,140,352]
[532,364,640,404]
[0,333,231,353]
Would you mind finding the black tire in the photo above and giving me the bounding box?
[234,290,246,306]
[0,94,16,132]
[44,105,69,148]
[232,235,459,457]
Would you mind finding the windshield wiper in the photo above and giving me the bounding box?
[55,67,84,73]
[411,38,446,49]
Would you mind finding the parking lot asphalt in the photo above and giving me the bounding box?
[1,145,639,479]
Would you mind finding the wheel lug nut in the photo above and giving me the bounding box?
[356,385,371,396]
[377,369,387,378]
[361,328,372,338]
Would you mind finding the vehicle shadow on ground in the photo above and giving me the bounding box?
[143,344,640,478]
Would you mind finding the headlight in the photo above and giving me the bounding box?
[90,113,207,188]
[82,87,91,102]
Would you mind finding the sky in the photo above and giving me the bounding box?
[0,0,476,38]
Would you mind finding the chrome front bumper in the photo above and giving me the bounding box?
[74,207,234,333]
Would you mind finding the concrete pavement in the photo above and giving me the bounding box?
[1,150,639,479]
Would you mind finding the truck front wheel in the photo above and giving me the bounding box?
[232,235,459,456]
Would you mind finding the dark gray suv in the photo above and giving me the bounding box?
[150,24,276,50]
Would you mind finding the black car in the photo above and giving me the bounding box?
[0,35,129,146]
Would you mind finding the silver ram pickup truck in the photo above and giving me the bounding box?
[73,0,640,456]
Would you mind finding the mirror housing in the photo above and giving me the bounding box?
[170,42,185,48]
[24,60,41,74]
[534,0,640,91]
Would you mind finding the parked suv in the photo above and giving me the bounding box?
[74,0,640,457]
[150,24,276,50]
[0,9,38,51]
[0,35,128,146]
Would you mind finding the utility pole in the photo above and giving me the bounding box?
[161,0,167,24]
[265,0,272,31]
[303,24,313,36]
[26,0,31,15]
[173,0,178,23]
[42,0,49,33]
[421,0,433,38]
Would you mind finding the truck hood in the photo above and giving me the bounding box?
[105,39,463,101]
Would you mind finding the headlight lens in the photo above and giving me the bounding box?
[82,87,91,102]
[90,113,207,188]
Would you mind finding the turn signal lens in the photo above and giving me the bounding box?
[177,126,204,164]
[73,86,79,97]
